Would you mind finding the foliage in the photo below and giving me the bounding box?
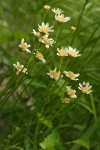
[0,0,100,150]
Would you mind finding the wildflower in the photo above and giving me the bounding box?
[57,47,68,56]
[71,26,76,31]
[35,51,46,63]
[38,22,54,34]
[39,35,55,48]
[52,8,63,15]
[31,29,41,38]
[44,5,51,10]
[67,46,81,57]
[78,82,92,94]
[13,62,28,75]
[63,71,80,80]
[47,68,60,80]
[55,14,70,23]
[61,97,71,104]
[66,86,77,98]
[19,38,31,53]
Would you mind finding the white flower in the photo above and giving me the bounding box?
[78,82,92,94]
[52,8,63,15]
[19,38,31,53]
[13,62,28,75]
[71,26,76,31]
[55,14,70,23]
[63,71,80,80]
[31,29,41,38]
[66,86,77,98]
[47,68,60,80]
[38,22,54,34]
[67,46,81,57]
[35,51,46,63]
[44,5,51,10]
[57,47,68,56]
[39,35,55,48]
[61,97,71,104]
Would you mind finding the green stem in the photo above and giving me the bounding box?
[90,94,97,122]
[43,11,48,22]
[55,26,60,41]
[90,93,100,136]
[33,121,40,149]
[71,0,89,45]
[59,58,63,70]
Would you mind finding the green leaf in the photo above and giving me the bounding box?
[24,134,31,150]
[37,113,53,129]
[39,131,60,150]
[66,138,90,150]
[73,138,90,150]
[79,102,93,114]
[25,79,47,88]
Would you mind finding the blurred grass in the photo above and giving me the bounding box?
[0,0,100,149]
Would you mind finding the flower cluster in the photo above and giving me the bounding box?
[13,5,92,104]
[32,22,55,49]
[13,38,31,74]
[57,46,81,58]
[44,7,92,102]
[52,8,70,23]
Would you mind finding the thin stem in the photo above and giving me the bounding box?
[55,25,60,41]
[90,93,100,135]
[33,121,40,149]
[71,0,89,45]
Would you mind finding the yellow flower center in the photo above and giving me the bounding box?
[44,5,51,10]
[81,85,90,93]
[59,50,67,56]
[67,88,75,96]
[63,98,70,103]
[36,52,43,60]
[55,10,61,15]
[43,38,51,45]
[17,65,24,71]
[67,71,75,79]
[36,32,41,38]
[59,15,64,22]
[20,43,27,49]
[50,71,60,79]
[69,50,77,57]
[40,27,49,34]
[71,26,76,31]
